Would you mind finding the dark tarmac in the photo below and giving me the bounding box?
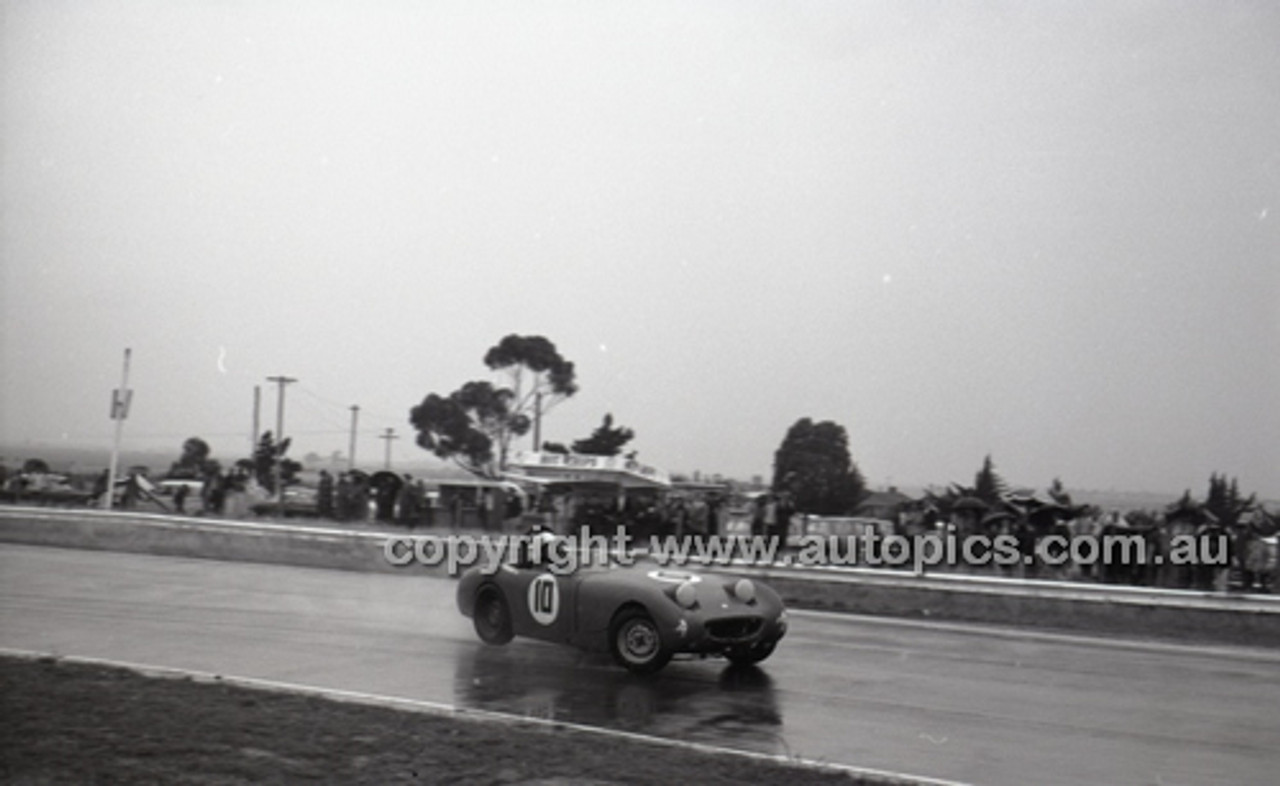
[2,544,1277,785]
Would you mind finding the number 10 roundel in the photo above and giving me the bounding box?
[528,574,559,625]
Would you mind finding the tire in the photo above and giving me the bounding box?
[726,638,777,666]
[610,608,671,674]
[473,586,513,645]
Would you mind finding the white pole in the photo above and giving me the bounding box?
[267,376,296,506]
[348,405,359,471]
[381,427,398,470]
[103,348,132,510]
[252,385,261,456]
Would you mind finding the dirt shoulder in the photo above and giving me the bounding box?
[0,656,880,786]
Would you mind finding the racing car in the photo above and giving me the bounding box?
[455,537,787,674]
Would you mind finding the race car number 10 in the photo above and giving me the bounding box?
[528,574,559,625]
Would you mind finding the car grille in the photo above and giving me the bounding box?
[706,616,763,642]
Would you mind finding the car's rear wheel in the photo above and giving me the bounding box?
[610,608,671,674]
[725,638,776,666]
[473,586,513,645]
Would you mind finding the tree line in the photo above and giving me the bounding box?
[103,331,1272,526]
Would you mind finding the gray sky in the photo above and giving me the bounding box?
[3,1,1278,498]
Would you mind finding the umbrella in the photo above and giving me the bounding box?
[369,470,404,492]
[981,510,1015,528]
[952,496,988,513]
[1243,508,1279,537]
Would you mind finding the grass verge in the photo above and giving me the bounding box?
[0,655,883,785]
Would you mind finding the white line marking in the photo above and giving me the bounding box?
[0,647,968,786]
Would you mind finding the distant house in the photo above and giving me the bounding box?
[856,487,914,521]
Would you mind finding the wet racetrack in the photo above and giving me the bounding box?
[2,544,1277,785]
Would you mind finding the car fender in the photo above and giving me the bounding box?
[573,568,691,650]
[456,568,485,618]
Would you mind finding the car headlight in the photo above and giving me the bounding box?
[733,578,756,604]
[675,580,698,609]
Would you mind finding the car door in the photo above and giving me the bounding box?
[502,565,579,644]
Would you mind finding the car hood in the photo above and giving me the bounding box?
[577,561,781,615]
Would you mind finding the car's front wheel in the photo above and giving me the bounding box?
[725,638,777,666]
[473,586,513,645]
[610,608,671,674]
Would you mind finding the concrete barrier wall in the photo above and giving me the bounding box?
[739,566,1280,648]
[3,507,1278,648]
[0,508,404,575]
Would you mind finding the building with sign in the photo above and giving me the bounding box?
[504,451,673,535]
[505,450,671,489]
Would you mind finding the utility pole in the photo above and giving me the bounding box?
[348,405,360,472]
[103,348,132,510]
[251,385,261,456]
[533,391,542,452]
[380,427,398,470]
[266,375,296,506]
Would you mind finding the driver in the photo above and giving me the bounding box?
[522,524,562,567]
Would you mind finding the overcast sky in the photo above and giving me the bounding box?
[2,1,1277,498]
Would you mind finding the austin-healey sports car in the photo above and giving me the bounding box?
[456,545,787,674]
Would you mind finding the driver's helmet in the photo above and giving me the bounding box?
[525,524,562,564]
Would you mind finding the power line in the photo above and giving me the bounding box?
[294,389,404,437]
[293,384,404,424]
[291,388,355,433]
[292,383,352,411]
